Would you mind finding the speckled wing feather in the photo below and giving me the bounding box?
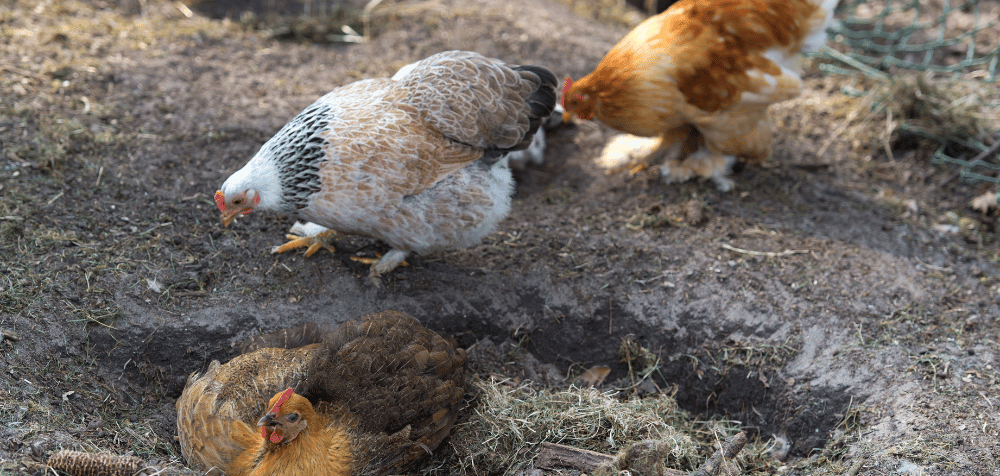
[397,51,556,150]
[176,346,318,472]
[307,51,555,200]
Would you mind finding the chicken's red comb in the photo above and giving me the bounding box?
[561,77,573,109]
[269,388,295,415]
[214,190,227,213]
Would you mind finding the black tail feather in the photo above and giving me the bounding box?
[484,64,557,161]
[515,65,558,149]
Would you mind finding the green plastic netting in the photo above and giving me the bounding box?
[814,0,1000,192]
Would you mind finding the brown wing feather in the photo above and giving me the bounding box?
[396,51,538,151]
[394,51,558,163]
[304,311,465,475]
[176,361,247,473]
[309,79,483,211]
[303,311,466,469]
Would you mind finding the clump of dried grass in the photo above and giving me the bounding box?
[844,73,999,155]
[442,377,702,475]
[619,334,659,376]
[874,74,995,141]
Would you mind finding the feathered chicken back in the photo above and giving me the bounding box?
[305,311,466,437]
[176,311,466,476]
[397,52,556,153]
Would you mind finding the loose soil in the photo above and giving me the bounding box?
[1,0,998,475]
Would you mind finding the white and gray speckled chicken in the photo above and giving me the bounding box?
[215,51,557,283]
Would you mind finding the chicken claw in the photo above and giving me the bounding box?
[349,253,410,269]
[270,222,339,257]
[352,249,411,287]
[660,151,737,192]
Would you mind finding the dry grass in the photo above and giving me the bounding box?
[423,376,783,476]
[437,378,700,475]
[852,74,1000,148]
[0,351,191,474]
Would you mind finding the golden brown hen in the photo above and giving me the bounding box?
[175,311,466,476]
[562,0,837,191]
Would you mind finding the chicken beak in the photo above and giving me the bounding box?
[221,209,239,227]
[257,413,277,427]
[562,110,574,123]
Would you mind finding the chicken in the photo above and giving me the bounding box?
[175,310,466,476]
[215,51,557,283]
[506,104,566,171]
[562,0,837,191]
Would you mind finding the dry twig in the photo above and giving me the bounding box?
[721,243,809,257]
[1,64,47,81]
[535,442,615,471]
[534,432,749,476]
[690,431,747,476]
[844,453,868,476]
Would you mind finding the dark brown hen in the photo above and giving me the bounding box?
[176,310,466,476]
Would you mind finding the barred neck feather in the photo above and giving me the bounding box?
[225,100,334,214]
[268,100,332,210]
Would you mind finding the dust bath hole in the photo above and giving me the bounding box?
[426,298,857,459]
[88,293,853,460]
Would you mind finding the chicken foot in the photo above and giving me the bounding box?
[363,249,411,286]
[660,149,738,192]
[271,222,339,257]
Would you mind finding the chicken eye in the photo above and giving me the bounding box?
[233,198,244,206]
[287,413,299,422]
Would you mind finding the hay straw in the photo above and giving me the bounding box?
[860,73,997,145]
[443,378,701,475]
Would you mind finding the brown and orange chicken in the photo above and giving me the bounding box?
[176,311,466,476]
[562,0,837,190]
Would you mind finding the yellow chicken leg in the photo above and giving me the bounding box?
[270,222,339,257]
[350,249,411,287]
[349,253,410,268]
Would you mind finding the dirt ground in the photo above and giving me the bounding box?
[1,0,999,475]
